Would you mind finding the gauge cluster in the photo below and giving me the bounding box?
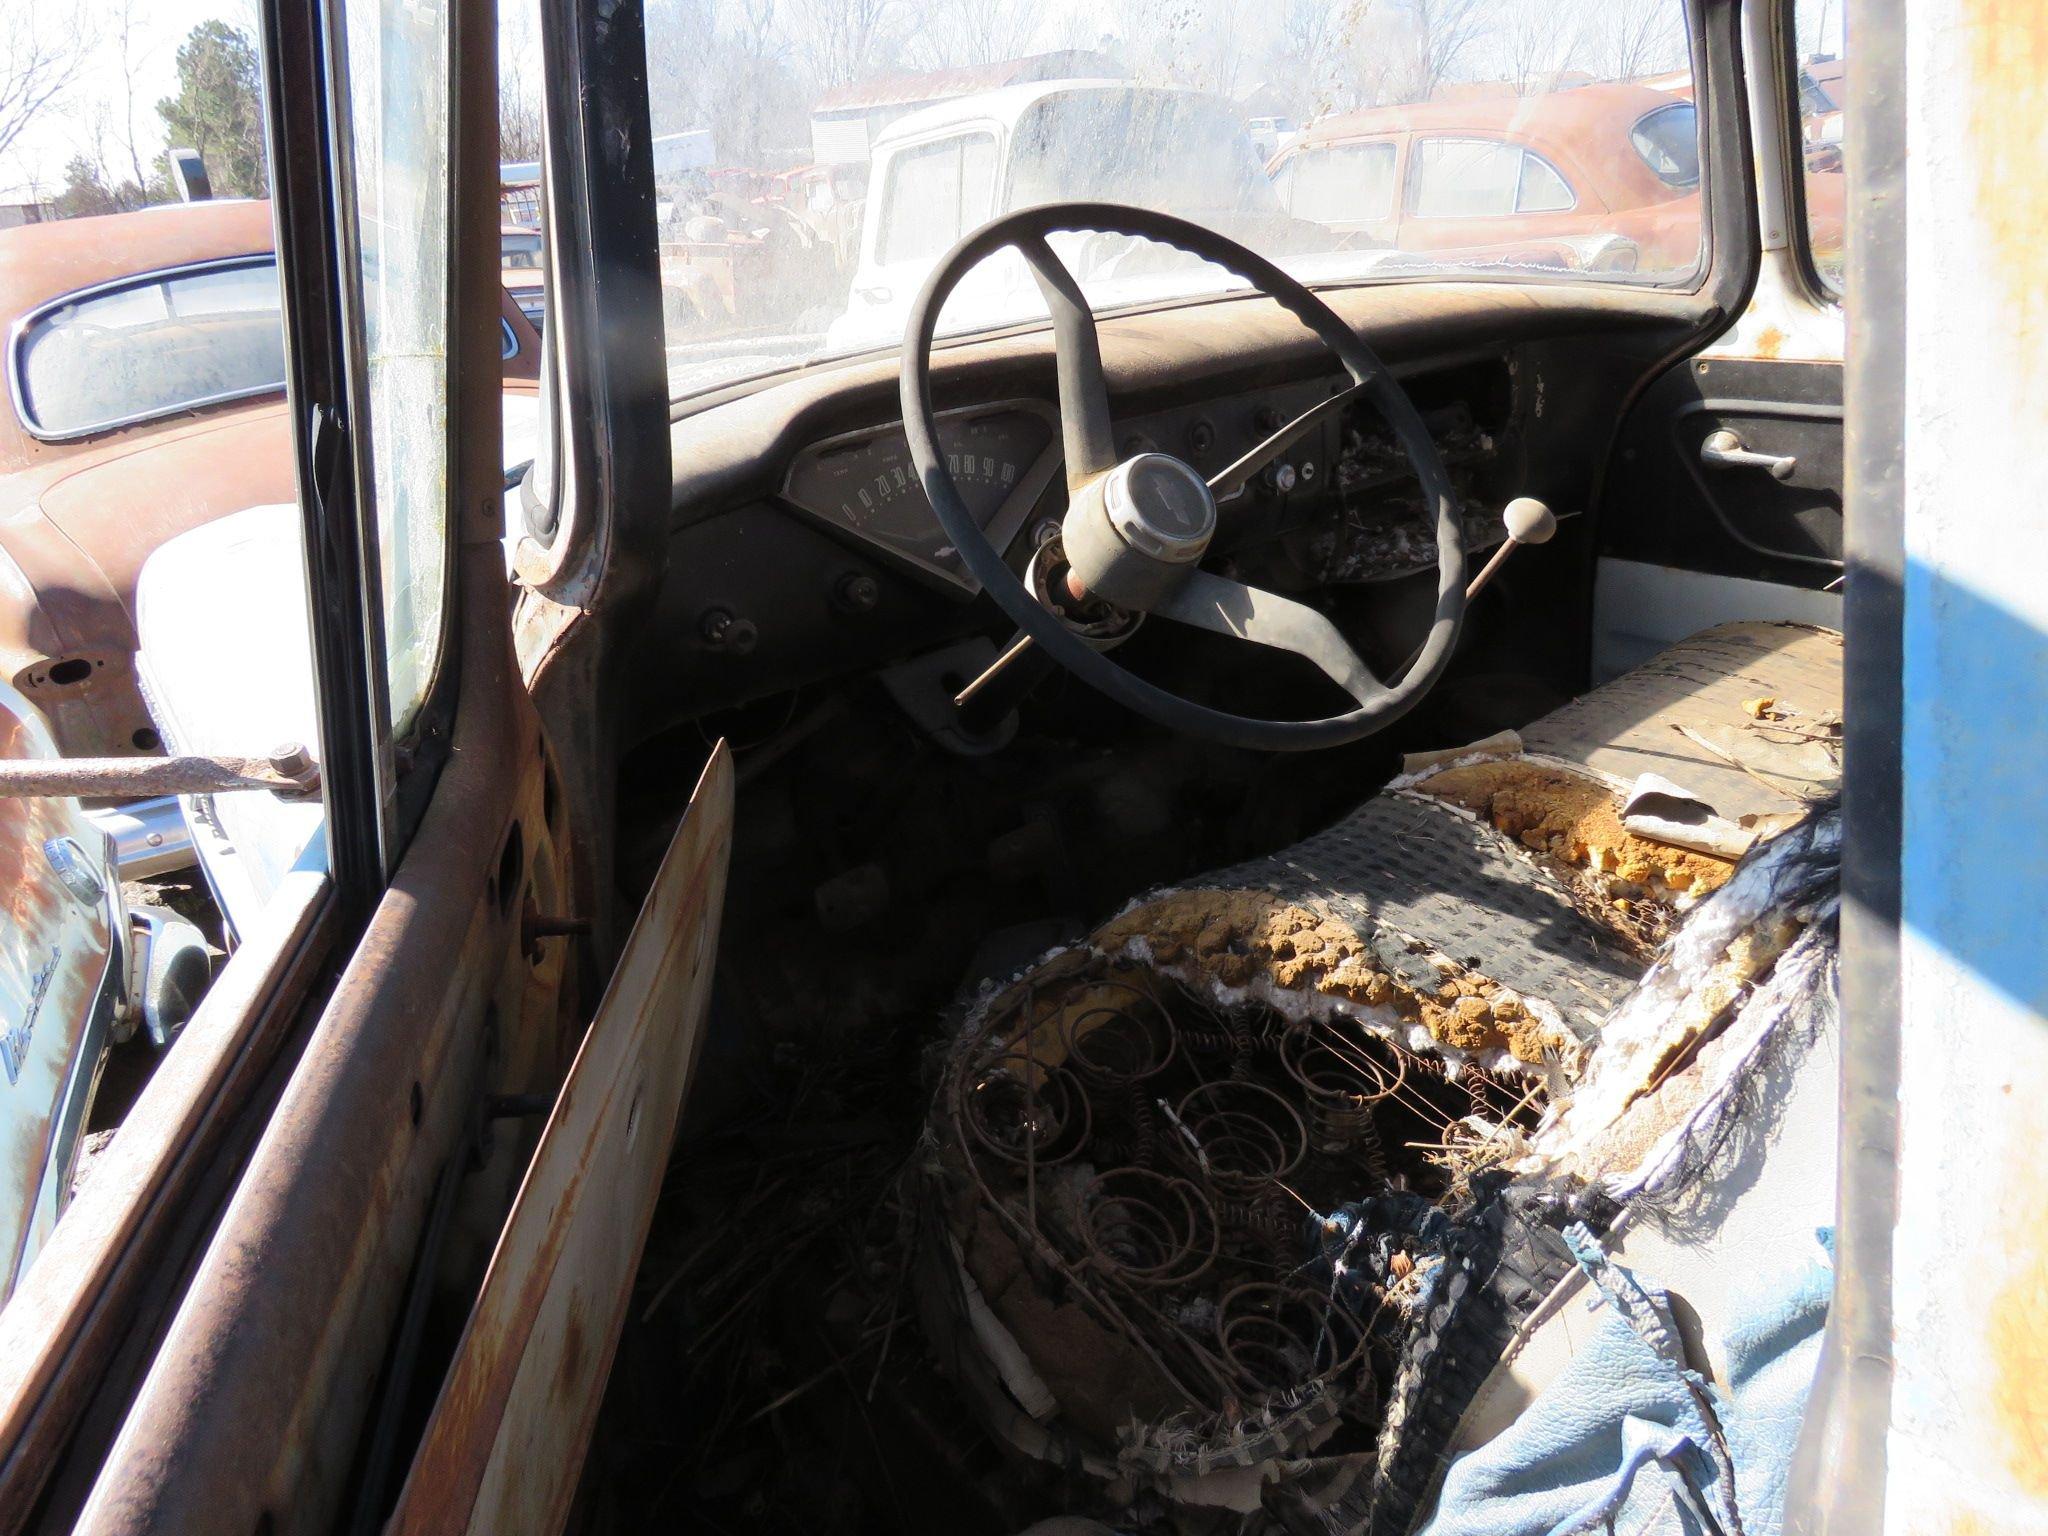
[780,403,1062,590]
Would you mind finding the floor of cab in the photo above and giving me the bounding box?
[573,623,1841,1536]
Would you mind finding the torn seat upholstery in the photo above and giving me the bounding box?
[918,622,1843,1536]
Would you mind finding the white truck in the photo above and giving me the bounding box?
[826,80,1332,353]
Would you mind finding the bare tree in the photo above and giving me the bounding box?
[1406,0,1492,97]
[0,3,86,165]
[1496,0,1587,94]
[499,0,544,160]
[1589,0,1684,81]
[908,0,1048,70]
[1269,0,1377,118]
[785,0,906,89]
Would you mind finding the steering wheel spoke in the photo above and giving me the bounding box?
[1016,235,1118,490]
[1154,570,1388,708]
[1207,383,1369,502]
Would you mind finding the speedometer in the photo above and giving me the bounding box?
[780,403,1060,590]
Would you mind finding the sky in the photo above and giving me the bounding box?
[3,0,1844,202]
[0,2,261,200]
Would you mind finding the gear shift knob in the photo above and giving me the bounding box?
[1502,496,1557,545]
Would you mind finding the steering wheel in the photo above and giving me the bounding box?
[899,203,1467,752]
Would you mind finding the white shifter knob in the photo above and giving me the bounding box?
[1503,496,1557,545]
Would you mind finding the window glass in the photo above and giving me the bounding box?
[637,0,1701,399]
[1794,2,1846,293]
[16,261,285,439]
[1631,102,1700,188]
[1275,142,1397,224]
[878,137,989,264]
[0,7,339,1313]
[1517,154,1574,213]
[344,0,453,733]
[1412,139,1522,218]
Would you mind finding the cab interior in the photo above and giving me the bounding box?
[0,0,1856,1530]
[547,8,1843,1530]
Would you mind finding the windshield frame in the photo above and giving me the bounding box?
[8,253,285,444]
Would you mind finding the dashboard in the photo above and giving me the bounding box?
[639,264,1705,741]
[643,351,1522,734]
[780,403,1062,590]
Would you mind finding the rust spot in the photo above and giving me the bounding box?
[555,1308,586,1406]
[1990,1193,2048,1495]
[1969,0,2048,404]
[1753,324,1786,361]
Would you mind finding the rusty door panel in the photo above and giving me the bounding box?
[387,742,733,1535]
[0,868,331,1532]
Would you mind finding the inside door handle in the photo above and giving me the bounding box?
[1701,428,1797,480]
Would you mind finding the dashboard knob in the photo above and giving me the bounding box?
[1502,496,1557,544]
[834,572,881,613]
[700,608,758,655]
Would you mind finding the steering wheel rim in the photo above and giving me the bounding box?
[899,201,1466,752]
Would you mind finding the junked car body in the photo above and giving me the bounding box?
[1268,82,1843,276]
[0,200,541,774]
[827,80,1329,352]
[0,682,207,1306]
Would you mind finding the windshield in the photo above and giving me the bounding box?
[14,258,284,440]
[1010,93,1279,215]
[632,0,1702,401]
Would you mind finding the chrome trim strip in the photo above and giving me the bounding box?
[8,253,285,444]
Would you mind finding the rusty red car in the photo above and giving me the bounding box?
[1268,82,1844,277]
[0,199,542,769]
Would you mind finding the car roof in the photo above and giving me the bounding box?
[1285,82,1691,209]
[0,200,275,324]
[872,79,1234,146]
[1294,82,1686,148]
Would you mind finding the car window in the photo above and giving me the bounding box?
[1794,6,1846,295]
[343,0,453,734]
[1517,154,1574,213]
[878,135,996,265]
[1631,101,1700,189]
[501,230,543,269]
[1412,139,1518,218]
[1274,142,1398,224]
[14,260,285,440]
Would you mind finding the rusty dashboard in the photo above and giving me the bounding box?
[643,281,1713,740]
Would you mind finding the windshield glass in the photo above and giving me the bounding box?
[14,259,284,440]
[634,0,1702,400]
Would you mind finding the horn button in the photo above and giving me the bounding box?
[1060,453,1218,610]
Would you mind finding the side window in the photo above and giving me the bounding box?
[877,135,996,266]
[1411,139,1522,218]
[1794,10,1846,295]
[1413,139,1575,219]
[1276,142,1397,224]
[15,261,286,440]
[1516,154,1575,213]
[342,0,454,734]
[1631,102,1701,189]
